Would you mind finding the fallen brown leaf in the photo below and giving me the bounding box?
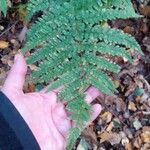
[125,143,133,150]
[141,126,150,143]
[128,101,137,111]
[100,111,112,123]
[106,122,113,132]
[98,131,121,145]
[133,136,142,149]
[105,96,126,112]
[140,5,150,17]
[0,41,9,49]
[82,125,97,145]
[123,26,133,34]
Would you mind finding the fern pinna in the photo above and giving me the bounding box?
[22,0,143,149]
[0,0,7,16]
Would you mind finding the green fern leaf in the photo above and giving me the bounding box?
[91,26,143,54]
[47,68,83,91]
[88,75,113,95]
[59,79,87,101]
[91,69,117,93]
[66,96,91,122]
[85,53,121,73]
[66,95,91,150]
[25,0,50,20]
[0,0,7,16]
[94,43,133,62]
[30,47,77,80]
[66,127,82,150]
[27,45,51,64]
[37,56,82,83]
[23,0,143,149]
[80,2,140,24]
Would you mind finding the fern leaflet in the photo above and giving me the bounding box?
[0,0,7,16]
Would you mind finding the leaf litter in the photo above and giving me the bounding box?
[0,0,150,149]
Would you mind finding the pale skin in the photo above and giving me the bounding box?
[1,54,102,150]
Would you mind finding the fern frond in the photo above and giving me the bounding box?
[66,94,91,150]
[37,56,82,83]
[31,47,77,80]
[91,26,143,54]
[27,37,77,64]
[66,95,91,122]
[47,68,83,91]
[87,75,113,95]
[94,43,133,62]
[85,53,121,73]
[23,4,75,51]
[59,78,89,101]
[82,9,139,24]
[59,79,86,101]
[66,127,82,150]
[26,0,50,20]
[69,105,91,122]
[23,0,143,149]
[27,45,52,64]
[91,69,116,93]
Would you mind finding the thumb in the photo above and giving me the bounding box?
[3,54,27,91]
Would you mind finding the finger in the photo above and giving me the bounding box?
[3,54,27,91]
[86,104,102,127]
[52,103,71,138]
[85,86,103,103]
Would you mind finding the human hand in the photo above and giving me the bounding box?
[1,54,102,150]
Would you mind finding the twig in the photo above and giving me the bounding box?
[0,21,18,37]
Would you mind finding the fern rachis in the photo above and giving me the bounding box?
[23,0,143,149]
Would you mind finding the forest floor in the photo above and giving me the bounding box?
[0,0,150,150]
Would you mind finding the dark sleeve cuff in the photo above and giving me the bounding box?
[0,91,41,150]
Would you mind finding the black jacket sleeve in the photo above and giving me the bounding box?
[0,91,41,150]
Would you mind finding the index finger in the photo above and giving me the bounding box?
[85,87,103,103]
